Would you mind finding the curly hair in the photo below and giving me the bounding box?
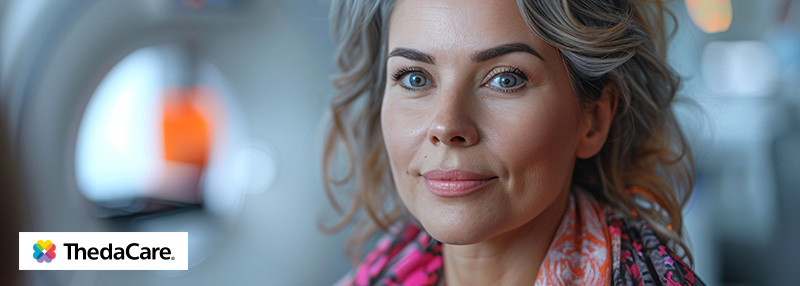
[322,0,695,266]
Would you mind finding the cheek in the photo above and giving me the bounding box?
[508,111,575,161]
[381,98,427,181]
[486,98,581,194]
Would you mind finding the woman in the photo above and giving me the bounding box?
[323,0,704,285]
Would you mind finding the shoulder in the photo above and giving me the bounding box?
[605,211,705,286]
[335,223,443,286]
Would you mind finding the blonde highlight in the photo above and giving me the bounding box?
[323,0,696,266]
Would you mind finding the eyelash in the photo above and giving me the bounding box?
[391,67,431,91]
[484,67,529,93]
[389,66,530,92]
[391,67,423,81]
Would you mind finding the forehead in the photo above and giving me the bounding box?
[388,0,551,57]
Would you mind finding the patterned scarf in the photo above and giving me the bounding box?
[336,189,703,286]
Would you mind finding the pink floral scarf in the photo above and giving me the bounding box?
[336,188,703,286]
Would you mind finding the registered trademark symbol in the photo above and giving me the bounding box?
[171,257,175,260]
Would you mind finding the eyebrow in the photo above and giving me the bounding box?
[387,42,544,65]
[472,43,544,62]
[388,48,435,64]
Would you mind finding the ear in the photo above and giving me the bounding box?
[575,84,618,159]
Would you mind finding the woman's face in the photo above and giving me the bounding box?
[381,0,589,244]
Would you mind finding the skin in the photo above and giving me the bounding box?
[381,0,616,284]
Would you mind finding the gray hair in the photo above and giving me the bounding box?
[323,0,694,266]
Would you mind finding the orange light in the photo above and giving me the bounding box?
[162,86,215,166]
[686,0,733,33]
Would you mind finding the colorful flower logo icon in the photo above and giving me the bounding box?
[33,240,56,263]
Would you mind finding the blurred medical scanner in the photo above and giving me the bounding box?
[1,0,350,284]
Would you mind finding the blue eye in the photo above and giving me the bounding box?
[489,73,524,89]
[400,72,430,89]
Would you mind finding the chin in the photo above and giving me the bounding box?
[414,210,503,245]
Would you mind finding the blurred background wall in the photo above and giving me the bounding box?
[670,1,800,285]
[1,0,798,285]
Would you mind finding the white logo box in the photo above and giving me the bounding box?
[19,232,188,270]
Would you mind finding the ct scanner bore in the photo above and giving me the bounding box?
[2,0,349,284]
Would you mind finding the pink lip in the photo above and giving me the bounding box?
[421,169,497,197]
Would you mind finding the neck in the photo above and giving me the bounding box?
[441,187,570,285]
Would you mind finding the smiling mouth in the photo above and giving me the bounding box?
[421,169,498,197]
[423,177,498,197]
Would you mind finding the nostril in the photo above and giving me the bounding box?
[429,133,472,146]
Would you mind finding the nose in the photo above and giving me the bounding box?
[427,91,480,147]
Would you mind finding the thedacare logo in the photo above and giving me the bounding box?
[20,232,187,270]
[33,240,56,263]
[63,243,174,260]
